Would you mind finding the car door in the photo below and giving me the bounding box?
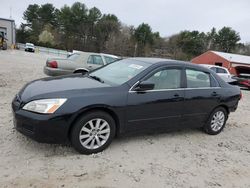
[183,68,221,128]
[87,55,104,71]
[126,67,185,131]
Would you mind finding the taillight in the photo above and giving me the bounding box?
[47,61,58,68]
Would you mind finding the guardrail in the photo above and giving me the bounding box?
[17,43,68,57]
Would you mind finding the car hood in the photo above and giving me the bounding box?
[19,74,110,102]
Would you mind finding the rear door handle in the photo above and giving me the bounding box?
[211,91,218,97]
[173,93,183,101]
[174,93,180,97]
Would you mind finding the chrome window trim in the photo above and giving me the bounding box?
[128,86,221,93]
[129,81,140,92]
[128,67,221,93]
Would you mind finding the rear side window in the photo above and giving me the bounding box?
[87,55,104,65]
[186,69,210,88]
[210,74,220,87]
[68,53,80,60]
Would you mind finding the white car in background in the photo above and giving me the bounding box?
[24,43,35,52]
[44,51,120,76]
[199,64,233,82]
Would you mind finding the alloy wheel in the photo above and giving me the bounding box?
[210,111,225,132]
[79,118,110,150]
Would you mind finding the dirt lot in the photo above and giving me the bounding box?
[0,50,250,188]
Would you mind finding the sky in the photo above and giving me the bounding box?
[1,0,250,42]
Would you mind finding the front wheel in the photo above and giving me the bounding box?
[70,111,116,154]
[203,107,228,135]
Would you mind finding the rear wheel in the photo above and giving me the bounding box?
[70,111,116,154]
[203,107,228,135]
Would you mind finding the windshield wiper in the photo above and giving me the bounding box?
[88,75,104,83]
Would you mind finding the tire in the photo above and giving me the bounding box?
[70,111,116,154]
[2,42,7,50]
[203,107,228,135]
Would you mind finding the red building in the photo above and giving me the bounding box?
[191,51,250,75]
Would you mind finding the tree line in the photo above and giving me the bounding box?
[16,2,250,60]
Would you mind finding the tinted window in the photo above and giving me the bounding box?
[210,74,220,87]
[145,69,181,90]
[87,55,104,65]
[186,69,210,88]
[104,56,119,64]
[216,68,227,73]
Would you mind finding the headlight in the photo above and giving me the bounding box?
[23,99,67,114]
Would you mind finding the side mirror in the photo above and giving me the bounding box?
[134,81,155,91]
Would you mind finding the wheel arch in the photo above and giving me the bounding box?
[216,104,229,114]
[68,106,121,139]
[73,68,89,74]
[209,104,229,118]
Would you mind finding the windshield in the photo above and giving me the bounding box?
[89,59,150,85]
[67,53,80,60]
[26,43,34,47]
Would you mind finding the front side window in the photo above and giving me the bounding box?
[186,69,210,88]
[145,69,181,90]
[87,55,104,65]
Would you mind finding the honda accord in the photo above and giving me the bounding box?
[12,58,241,154]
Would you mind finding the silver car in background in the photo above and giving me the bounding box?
[44,52,120,76]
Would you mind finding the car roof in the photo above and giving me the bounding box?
[126,58,218,73]
[72,51,119,58]
[26,43,34,46]
[199,64,227,69]
[100,53,119,58]
[127,57,189,65]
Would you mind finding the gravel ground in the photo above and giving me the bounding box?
[0,50,250,188]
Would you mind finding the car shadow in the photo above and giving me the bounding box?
[14,127,202,156]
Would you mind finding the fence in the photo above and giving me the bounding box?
[17,43,68,57]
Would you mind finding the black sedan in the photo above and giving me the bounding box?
[12,58,241,154]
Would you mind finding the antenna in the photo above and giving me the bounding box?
[10,7,12,19]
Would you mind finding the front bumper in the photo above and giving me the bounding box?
[25,48,35,52]
[12,106,71,144]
